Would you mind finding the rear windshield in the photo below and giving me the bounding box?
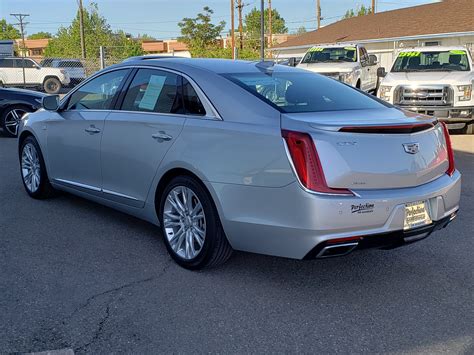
[391,50,470,72]
[58,61,84,68]
[222,71,388,113]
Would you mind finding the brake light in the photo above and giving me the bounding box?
[441,122,455,176]
[282,130,353,196]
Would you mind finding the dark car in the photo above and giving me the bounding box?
[0,87,44,137]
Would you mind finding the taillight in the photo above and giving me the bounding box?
[441,122,455,176]
[282,130,353,196]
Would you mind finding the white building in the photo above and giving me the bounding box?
[272,0,473,69]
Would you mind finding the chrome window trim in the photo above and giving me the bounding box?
[60,64,222,120]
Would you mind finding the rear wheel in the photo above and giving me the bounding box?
[1,105,32,137]
[43,77,61,94]
[20,136,55,199]
[159,176,233,270]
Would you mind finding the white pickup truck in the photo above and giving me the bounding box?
[377,46,474,134]
[0,57,70,94]
[296,44,380,92]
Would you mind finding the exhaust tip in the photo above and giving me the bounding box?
[316,242,359,258]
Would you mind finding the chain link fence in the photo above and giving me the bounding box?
[0,46,127,94]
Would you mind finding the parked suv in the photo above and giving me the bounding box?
[40,58,86,87]
[377,46,474,134]
[297,44,380,92]
[0,57,70,94]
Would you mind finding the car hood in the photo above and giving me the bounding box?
[297,62,358,73]
[381,71,474,86]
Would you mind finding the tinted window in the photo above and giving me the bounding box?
[391,50,470,72]
[14,59,36,68]
[67,69,128,110]
[223,71,388,113]
[0,59,14,68]
[183,78,206,115]
[301,47,357,63]
[121,69,182,114]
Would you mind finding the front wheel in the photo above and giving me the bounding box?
[20,136,55,199]
[43,77,61,94]
[1,105,32,137]
[159,176,233,270]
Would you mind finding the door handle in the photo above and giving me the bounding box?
[85,125,101,134]
[152,132,173,141]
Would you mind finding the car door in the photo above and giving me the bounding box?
[0,58,19,84]
[46,69,130,194]
[100,68,192,207]
[358,47,371,91]
[14,58,38,85]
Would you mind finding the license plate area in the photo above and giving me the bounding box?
[404,200,432,230]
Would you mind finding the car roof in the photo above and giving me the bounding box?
[116,57,300,75]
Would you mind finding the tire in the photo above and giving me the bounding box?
[356,80,361,89]
[463,123,474,135]
[43,77,61,94]
[19,136,55,199]
[159,175,233,270]
[1,105,32,138]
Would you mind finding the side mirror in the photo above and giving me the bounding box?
[377,67,386,78]
[42,95,60,111]
[369,55,378,65]
[288,57,297,67]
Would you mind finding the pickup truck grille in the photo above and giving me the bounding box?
[395,86,453,106]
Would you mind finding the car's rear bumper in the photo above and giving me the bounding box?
[207,170,461,259]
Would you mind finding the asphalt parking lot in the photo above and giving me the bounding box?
[0,134,473,354]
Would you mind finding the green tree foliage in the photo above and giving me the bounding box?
[178,7,225,55]
[244,8,287,49]
[28,32,52,39]
[343,5,372,19]
[44,3,143,59]
[0,19,21,40]
[295,26,307,35]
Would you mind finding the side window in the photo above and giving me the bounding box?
[359,47,369,65]
[0,59,14,68]
[14,59,36,68]
[182,78,206,116]
[67,69,128,110]
[121,69,182,114]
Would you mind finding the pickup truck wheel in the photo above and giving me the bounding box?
[43,77,61,94]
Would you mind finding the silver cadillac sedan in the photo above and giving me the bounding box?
[18,57,461,269]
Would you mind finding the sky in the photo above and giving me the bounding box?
[1,0,439,40]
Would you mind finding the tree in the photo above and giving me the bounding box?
[244,8,287,50]
[295,26,307,35]
[0,19,20,40]
[45,3,143,59]
[343,5,372,19]
[28,32,52,39]
[178,7,225,55]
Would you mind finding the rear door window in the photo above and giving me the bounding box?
[121,69,183,114]
[182,78,206,116]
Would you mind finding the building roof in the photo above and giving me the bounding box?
[274,0,474,49]
[15,39,50,49]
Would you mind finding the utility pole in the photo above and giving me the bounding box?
[316,0,321,29]
[237,0,244,50]
[10,13,29,89]
[78,0,86,58]
[268,0,272,50]
[372,0,376,14]
[260,0,264,60]
[231,0,236,59]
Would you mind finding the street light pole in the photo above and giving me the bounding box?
[260,0,265,60]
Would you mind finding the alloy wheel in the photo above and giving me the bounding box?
[21,143,41,193]
[163,186,206,260]
[4,108,27,136]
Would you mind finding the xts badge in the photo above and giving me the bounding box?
[351,203,375,214]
